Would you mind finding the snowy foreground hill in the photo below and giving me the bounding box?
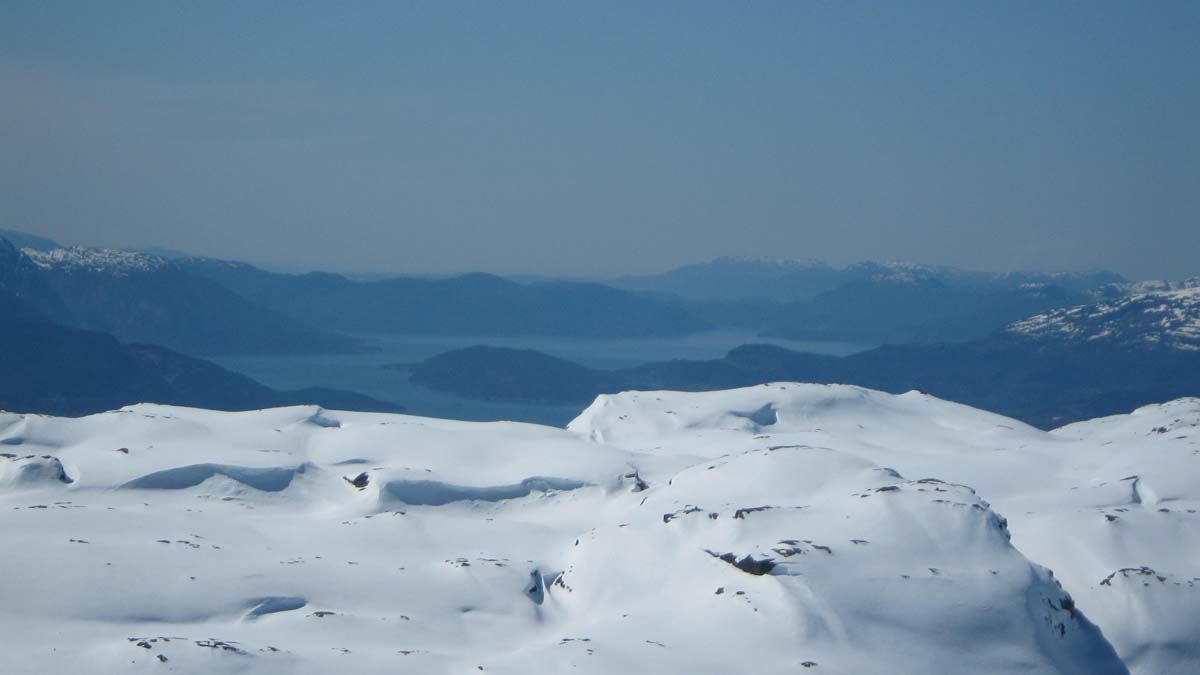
[2,386,1198,674]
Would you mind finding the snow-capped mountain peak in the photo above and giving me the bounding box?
[1005,282,1200,351]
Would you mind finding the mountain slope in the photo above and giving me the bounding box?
[571,385,1200,674]
[0,240,361,356]
[411,345,618,403]
[0,315,398,416]
[0,238,73,319]
[0,227,63,251]
[1006,282,1200,351]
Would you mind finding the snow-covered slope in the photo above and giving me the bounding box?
[572,385,1200,675]
[2,243,362,356]
[23,246,170,276]
[3,386,1196,673]
[1006,282,1200,351]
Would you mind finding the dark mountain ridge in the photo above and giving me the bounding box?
[178,258,711,337]
[612,255,1125,304]
[0,286,399,417]
[0,238,361,356]
[763,276,1093,343]
[0,231,1133,351]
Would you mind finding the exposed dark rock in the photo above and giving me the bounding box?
[194,639,245,654]
[732,404,778,427]
[1100,566,1167,586]
[526,569,546,605]
[662,506,704,524]
[733,506,773,520]
[623,471,649,492]
[706,550,776,576]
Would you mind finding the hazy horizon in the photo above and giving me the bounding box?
[3,2,1197,279]
[0,225,1163,282]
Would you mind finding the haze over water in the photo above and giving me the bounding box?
[212,331,872,425]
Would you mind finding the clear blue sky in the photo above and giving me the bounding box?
[2,1,1197,278]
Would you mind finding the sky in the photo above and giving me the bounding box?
[1,1,1197,279]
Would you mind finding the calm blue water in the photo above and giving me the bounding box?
[212,331,872,427]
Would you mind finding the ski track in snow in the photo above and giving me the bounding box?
[2,385,1198,673]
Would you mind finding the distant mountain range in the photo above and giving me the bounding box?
[177,257,710,338]
[412,283,1200,428]
[2,230,1133,348]
[7,227,1188,429]
[612,255,1124,303]
[614,256,1126,344]
[180,253,1127,345]
[0,238,361,356]
[761,276,1095,343]
[613,256,846,302]
[0,286,400,417]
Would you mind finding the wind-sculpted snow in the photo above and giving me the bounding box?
[1,390,1194,673]
[121,463,306,492]
[246,596,309,620]
[380,477,591,506]
[0,455,73,488]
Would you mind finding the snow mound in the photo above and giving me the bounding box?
[2,386,1196,673]
[530,444,1125,674]
[568,384,1200,674]
[121,463,306,492]
[569,382,1041,448]
[0,455,73,488]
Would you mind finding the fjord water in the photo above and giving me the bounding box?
[211,331,872,426]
